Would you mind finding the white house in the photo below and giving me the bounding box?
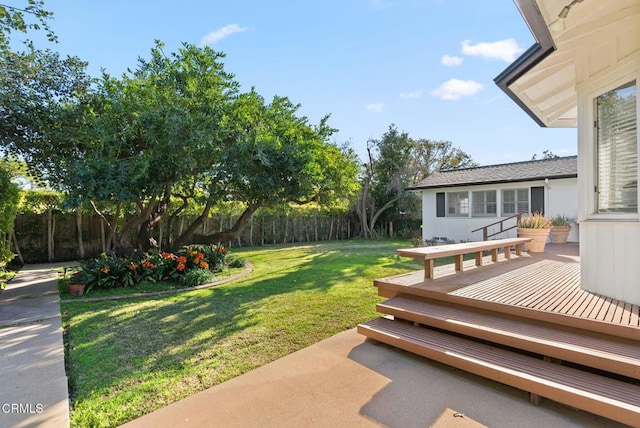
[496,0,639,304]
[410,156,578,243]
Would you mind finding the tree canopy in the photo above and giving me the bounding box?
[4,38,360,253]
[0,160,19,233]
[0,1,56,55]
[357,124,476,238]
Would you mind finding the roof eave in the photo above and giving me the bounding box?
[406,173,577,191]
[494,0,556,127]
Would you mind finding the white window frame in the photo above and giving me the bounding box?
[472,190,497,217]
[583,70,640,221]
[502,188,529,216]
[447,191,469,217]
[595,80,637,215]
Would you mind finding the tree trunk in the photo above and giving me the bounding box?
[172,197,214,249]
[76,207,85,259]
[137,191,171,252]
[189,204,261,245]
[115,199,157,254]
[10,229,24,265]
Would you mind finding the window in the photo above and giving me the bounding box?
[596,80,637,214]
[447,191,469,217]
[502,189,529,215]
[472,191,497,217]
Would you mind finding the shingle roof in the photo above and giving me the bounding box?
[408,156,577,190]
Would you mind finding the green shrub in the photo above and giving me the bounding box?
[0,241,15,271]
[178,268,214,287]
[78,245,232,293]
[227,254,246,268]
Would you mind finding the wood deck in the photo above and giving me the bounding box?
[374,243,640,337]
[359,242,640,425]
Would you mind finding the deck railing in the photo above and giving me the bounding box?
[471,213,523,241]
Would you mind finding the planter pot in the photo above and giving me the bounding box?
[517,228,551,252]
[67,283,86,296]
[550,226,572,244]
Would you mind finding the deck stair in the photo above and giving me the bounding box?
[358,295,640,426]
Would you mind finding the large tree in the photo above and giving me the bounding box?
[57,41,239,253]
[357,124,476,238]
[173,91,360,246]
[19,42,359,253]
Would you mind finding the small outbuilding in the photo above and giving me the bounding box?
[409,156,578,243]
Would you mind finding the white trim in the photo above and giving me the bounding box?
[501,188,530,217]
[579,68,640,222]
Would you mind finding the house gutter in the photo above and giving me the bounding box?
[494,0,556,127]
[405,173,577,191]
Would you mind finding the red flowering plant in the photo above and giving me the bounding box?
[78,244,232,292]
[180,244,228,271]
[81,253,139,292]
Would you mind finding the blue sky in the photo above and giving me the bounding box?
[23,0,577,165]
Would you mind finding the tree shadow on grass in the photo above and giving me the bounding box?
[62,240,423,425]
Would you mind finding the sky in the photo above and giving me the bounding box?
[19,0,577,166]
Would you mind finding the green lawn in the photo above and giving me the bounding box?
[62,239,428,427]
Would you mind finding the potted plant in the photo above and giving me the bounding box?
[517,212,552,252]
[550,215,574,244]
[66,271,86,296]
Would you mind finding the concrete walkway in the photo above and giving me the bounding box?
[122,329,622,428]
[0,263,73,428]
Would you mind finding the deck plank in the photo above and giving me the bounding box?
[379,244,640,333]
[359,317,640,427]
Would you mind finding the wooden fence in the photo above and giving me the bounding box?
[11,211,361,263]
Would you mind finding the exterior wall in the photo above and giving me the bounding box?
[575,19,640,304]
[580,223,640,304]
[420,178,578,243]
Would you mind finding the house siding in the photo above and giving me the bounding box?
[574,17,639,305]
[420,178,578,243]
[580,223,640,304]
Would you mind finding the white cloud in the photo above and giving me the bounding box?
[200,24,249,46]
[365,103,384,112]
[461,38,524,62]
[441,55,464,67]
[430,79,483,100]
[400,89,423,99]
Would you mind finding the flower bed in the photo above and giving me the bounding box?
[78,245,243,294]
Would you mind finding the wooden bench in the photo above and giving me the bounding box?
[397,237,532,279]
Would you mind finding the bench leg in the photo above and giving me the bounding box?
[515,244,522,256]
[529,392,542,406]
[454,254,464,272]
[504,246,512,259]
[491,248,499,262]
[475,251,483,267]
[424,259,434,280]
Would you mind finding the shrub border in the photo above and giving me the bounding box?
[60,262,253,303]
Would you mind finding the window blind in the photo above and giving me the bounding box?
[596,81,637,213]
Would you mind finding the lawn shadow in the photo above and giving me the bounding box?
[62,240,424,422]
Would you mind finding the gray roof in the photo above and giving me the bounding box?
[409,156,577,190]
